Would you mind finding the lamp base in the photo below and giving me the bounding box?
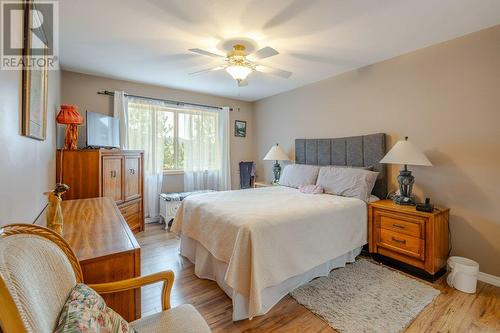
[64,124,79,150]
[393,195,416,206]
[272,161,282,184]
[393,166,416,206]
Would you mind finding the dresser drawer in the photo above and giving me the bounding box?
[379,214,425,239]
[378,212,424,238]
[119,199,142,232]
[124,213,140,232]
[378,228,424,260]
[121,200,140,216]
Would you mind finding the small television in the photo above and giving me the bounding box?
[86,111,120,148]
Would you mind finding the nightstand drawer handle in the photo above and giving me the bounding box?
[393,223,406,229]
[392,237,406,244]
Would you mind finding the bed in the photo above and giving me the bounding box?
[172,133,387,320]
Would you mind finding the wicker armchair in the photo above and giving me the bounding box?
[0,224,210,333]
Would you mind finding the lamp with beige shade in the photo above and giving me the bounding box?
[263,144,290,184]
[380,136,432,205]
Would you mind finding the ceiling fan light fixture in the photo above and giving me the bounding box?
[188,43,291,86]
[226,65,252,81]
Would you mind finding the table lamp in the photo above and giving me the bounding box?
[380,136,432,205]
[56,104,83,150]
[263,144,290,184]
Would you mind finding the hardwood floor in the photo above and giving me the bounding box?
[136,223,500,332]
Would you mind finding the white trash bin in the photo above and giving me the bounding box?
[447,256,479,293]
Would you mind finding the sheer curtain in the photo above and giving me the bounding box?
[127,97,169,220]
[182,106,231,191]
[113,91,129,149]
[219,106,231,190]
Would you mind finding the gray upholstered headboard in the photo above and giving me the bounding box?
[295,133,387,199]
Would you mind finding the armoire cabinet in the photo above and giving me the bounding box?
[56,149,144,232]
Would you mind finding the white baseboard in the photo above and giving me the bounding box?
[478,271,500,287]
[145,217,161,224]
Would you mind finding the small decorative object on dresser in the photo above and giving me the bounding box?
[44,183,69,234]
[369,199,450,281]
[263,143,290,184]
[380,136,432,205]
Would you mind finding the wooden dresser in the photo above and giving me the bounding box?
[59,197,141,321]
[368,199,450,281]
[56,149,144,232]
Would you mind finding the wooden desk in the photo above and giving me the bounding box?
[60,197,141,321]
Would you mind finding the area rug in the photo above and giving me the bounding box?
[290,259,439,333]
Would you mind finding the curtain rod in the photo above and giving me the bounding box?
[97,90,224,110]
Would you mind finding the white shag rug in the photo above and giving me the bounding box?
[290,259,439,333]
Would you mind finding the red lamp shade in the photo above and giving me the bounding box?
[56,105,83,125]
[57,105,83,150]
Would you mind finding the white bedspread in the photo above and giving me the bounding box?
[172,186,368,317]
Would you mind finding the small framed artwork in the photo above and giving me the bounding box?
[234,120,247,137]
[22,2,49,140]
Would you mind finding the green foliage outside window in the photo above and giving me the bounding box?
[128,101,217,171]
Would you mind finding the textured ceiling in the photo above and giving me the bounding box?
[59,0,500,101]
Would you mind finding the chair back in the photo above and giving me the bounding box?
[239,161,256,189]
[0,224,83,333]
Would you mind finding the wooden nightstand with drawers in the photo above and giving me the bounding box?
[368,199,450,281]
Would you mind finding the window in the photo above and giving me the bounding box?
[127,98,219,172]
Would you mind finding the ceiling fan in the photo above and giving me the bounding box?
[188,44,292,87]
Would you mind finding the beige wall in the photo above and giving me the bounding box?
[0,70,61,224]
[60,71,254,191]
[254,26,500,276]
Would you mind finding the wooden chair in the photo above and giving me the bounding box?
[0,224,211,333]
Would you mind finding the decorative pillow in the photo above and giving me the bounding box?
[299,184,324,194]
[55,283,136,333]
[279,164,320,188]
[316,166,379,202]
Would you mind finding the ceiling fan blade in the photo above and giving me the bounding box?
[189,66,224,75]
[237,79,248,87]
[249,46,279,60]
[255,65,292,79]
[188,48,225,58]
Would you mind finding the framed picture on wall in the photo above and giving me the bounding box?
[21,1,49,140]
[234,120,247,137]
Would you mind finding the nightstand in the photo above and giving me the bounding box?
[368,199,450,281]
[254,182,273,188]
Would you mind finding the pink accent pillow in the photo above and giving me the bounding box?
[299,184,324,194]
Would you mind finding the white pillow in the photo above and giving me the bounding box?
[316,166,379,202]
[279,164,320,188]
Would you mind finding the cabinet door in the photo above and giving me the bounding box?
[102,157,123,202]
[124,156,141,201]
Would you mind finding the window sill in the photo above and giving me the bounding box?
[163,170,184,175]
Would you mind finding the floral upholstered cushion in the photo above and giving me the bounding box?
[55,283,136,333]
